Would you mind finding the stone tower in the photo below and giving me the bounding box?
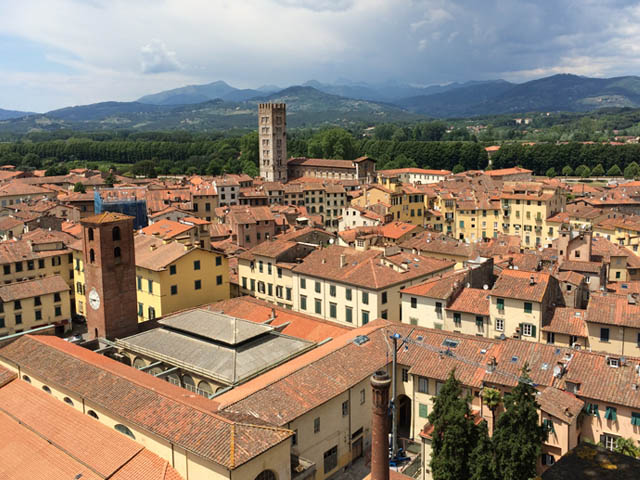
[81,212,138,340]
[258,103,287,182]
[370,370,391,480]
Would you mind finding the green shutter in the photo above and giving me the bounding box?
[605,407,617,421]
[531,325,537,338]
[631,412,640,426]
[419,403,428,418]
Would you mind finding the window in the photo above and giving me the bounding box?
[35,310,42,321]
[148,307,156,320]
[345,306,353,323]
[381,291,387,304]
[542,418,555,433]
[286,287,292,301]
[216,275,223,285]
[497,298,504,311]
[0,317,4,329]
[89,249,95,263]
[171,285,178,295]
[346,288,352,301]
[137,276,142,290]
[55,306,61,317]
[453,312,461,327]
[323,446,337,474]
[300,295,307,310]
[315,281,321,293]
[215,256,222,266]
[524,302,532,314]
[607,357,619,368]
[435,381,444,395]
[600,434,618,451]
[381,310,387,319]
[53,292,61,303]
[300,278,306,289]
[250,279,256,291]
[138,302,143,316]
[547,332,555,344]
[329,284,336,297]
[15,261,23,272]
[314,417,320,433]
[114,247,121,258]
[112,226,121,241]
[194,260,200,270]
[2,265,9,275]
[22,375,30,383]
[360,388,365,404]
[14,313,22,325]
[14,300,21,310]
[521,323,534,337]
[64,396,74,406]
[401,368,409,382]
[541,453,555,466]
[362,292,369,305]
[147,279,153,293]
[277,267,282,278]
[631,412,640,426]
[114,424,135,440]
[257,281,266,294]
[292,430,298,446]
[342,400,349,416]
[88,228,94,241]
[362,310,369,325]
[169,265,176,275]
[411,297,417,309]
[601,328,610,342]
[419,403,428,418]
[27,260,34,270]
[604,406,617,421]
[35,296,42,306]
[267,263,272,275]
[315,298,322,314]
[329,302,337,319]
[194,280,202,290]
[476,316,484,332]
[42,385,51,394]
[585,403,599,417]
[415,376,430,395]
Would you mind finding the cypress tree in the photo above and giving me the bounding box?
[427,370,477,480]
[493,365,546,480]
[469,420,497,480]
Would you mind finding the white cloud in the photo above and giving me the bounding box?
[140,39,182,74]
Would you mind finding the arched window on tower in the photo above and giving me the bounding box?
[89,249,95,263]
[88,228,94,241]
[114,246,121,258]
[112,226,121,241]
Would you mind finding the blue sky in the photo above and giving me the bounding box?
[2,0,640,112]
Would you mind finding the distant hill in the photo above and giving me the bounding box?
[0,86,421,133]
[138,80,271,105]
[0,108,36,121]
[398,74,640,117]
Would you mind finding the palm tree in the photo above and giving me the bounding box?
[482,387,502,433]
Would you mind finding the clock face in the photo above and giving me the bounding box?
[88,288,101,310]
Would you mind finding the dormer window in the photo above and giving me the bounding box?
[607,357,620,368]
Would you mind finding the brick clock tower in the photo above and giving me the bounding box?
[81,212,138,340]
[258,103,288,182]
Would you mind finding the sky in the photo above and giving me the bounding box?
[2,0,640,112]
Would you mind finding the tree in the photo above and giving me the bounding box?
[574,164,591,178]
[131,160,157,178]
[452,163,465,174]
[104,173,116,188]
[427,370,478,480]
[545,167,556,178]
[73,182,86,193]
[481,387,502,428]
[607,164,623,176]
[624,161,640,179]
[562,165,573,176]
[469,421,497,480]
[592,163,605,176]
[492,366,546,480]
[614,437,640,458]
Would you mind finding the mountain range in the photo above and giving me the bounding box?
[4,74,640,132]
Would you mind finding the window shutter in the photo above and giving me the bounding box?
[519,323,523,335]
[419,403,428,418]
[531,325,537,338]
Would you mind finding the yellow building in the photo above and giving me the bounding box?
[134,235,229,322]
[0,275,71,336]
[73,234,230,322]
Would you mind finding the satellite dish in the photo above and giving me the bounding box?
[483,284,489,290]
[329,238,334,244]
[553,365,562,377]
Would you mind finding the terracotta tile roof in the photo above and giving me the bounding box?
[378,168,451,176]
[541,307,588,337]
[0,216,23,230]
[292,245,454,289]
[537,387,584,425]
[141,219,194,239]
[82,211,133,224]
[490,269,552,302]
[135,235,194,271]
[556,270,585,285]
[0,275,69,302]
[485,166,531,176]
[607,281,640,295]
[0,182,52,197]
[0,237,70,264]
[240,238,298,259]
[585,292,640,327]
[0,379,184,480]
[399,231,476,258]
[0,364,16,388]
[0,335,292,469]
[558,260,602,274]
[401,270,467,300]
[287,157,357,169]
[206,296,352,342]
[378,221,421,239]
[447,288,490,316]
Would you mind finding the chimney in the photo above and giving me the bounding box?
[340,254,347,268]
[370,370,391,480]
[529,274,535,285]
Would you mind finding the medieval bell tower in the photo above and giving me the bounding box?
[81,212,138,340]
[258,103,288,182]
